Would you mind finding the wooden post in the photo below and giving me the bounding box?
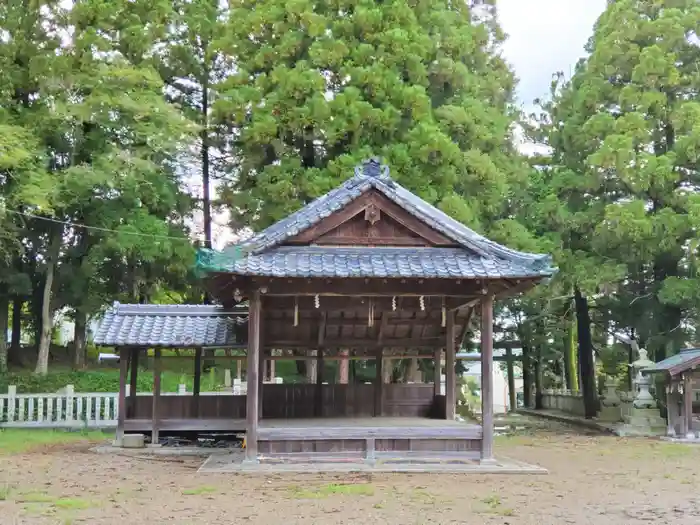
[193,347,202,417]
[245,289,261,462]
[666,379,677,436]
[684,373,693,437]
[116,347,128,444]
[128,347,139,418]
[433,347,442,397]
[480,294,495,463]
[315,348,324,416]
[506,346,516,412]
[151,348,162,445]
[339,349,349,384]
[374,348,383,416]
[445,311,456,420]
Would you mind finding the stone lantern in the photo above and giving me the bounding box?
[631,348,656,409]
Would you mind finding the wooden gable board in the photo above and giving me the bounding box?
[286,190,457,247]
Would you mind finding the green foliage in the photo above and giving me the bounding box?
[215,0,527,238]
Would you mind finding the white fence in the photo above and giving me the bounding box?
[0,378,282,429]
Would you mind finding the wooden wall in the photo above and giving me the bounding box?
[129,384,438,420]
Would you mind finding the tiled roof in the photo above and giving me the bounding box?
[205,246,552,279]
[645,348,700,376]
[198,158,556,280]
[92,303,248,348]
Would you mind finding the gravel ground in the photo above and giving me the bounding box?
[1,417,699,525]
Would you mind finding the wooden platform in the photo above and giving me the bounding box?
[256,417,482,460]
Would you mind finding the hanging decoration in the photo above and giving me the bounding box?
[441,297,446,327]
[233,288,242,302]
[314,294,320,309]
[293,296,299,327]
[368,299,374,327]
[392,296,397,312]
[419,296,425,311]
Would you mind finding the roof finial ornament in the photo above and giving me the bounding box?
[355,157,390,180]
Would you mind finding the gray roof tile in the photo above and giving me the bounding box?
[93,303,248,348]
[211,246,551,279]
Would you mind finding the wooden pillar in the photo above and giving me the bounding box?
[445,311,456,420]
[116,347,128,443]
[374,348,383,416]
[245,290,261,462]
[269,353,276,381]
[193,347,202,417]
[506,346,516,412]
[480,294,495,463]
[151,348,162,445]
[128,347,139,418]
[315,348,324,417]
[666,378,677,436]
[433,347,442,397]
[339,349,349,384]
[684,373,693,437]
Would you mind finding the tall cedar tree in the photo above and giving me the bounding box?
[215,0,528,235]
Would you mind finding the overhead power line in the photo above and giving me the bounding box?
[3,207,195,243]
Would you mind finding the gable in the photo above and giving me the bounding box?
[286,190,457,247]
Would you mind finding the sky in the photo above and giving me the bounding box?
[497,0,607,112]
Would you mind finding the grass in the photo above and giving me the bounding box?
[290,483,375,499]
[182,486,218,496]
[477,494,515,517]
[0,429,111,455]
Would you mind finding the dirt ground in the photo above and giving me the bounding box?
[2,418,700,525]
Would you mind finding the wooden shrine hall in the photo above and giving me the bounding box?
[94,159,555,464]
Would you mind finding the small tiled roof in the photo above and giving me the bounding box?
[645,348,700,376]
[92,302,248,348]
[198,159,556,280]
[203,246,551,279]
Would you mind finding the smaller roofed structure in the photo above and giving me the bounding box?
[93,302,248,348]
[645,347,700,377]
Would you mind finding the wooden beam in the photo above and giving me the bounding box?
[262,295,477,313]
[245,289,261,462]
[506,346,516,412]
[480,295,495,463]
[116,347,128,444]
[128,347,139,419]
[445,311,456,420]
[225,276,502,298]
[264,337,443,349]
[151,347,162,445]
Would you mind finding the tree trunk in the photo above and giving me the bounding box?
[563,313,578,391]
[35,229,61,375]
[574,286,597,418]
[73,308,87,370]
[0,290,9,374]
[522,342,532,408]
[8,297,22,365]
[534,346,543,409]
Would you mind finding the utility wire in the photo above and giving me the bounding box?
[3,207,196,243]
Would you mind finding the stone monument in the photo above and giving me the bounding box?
[614,348,667,437]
